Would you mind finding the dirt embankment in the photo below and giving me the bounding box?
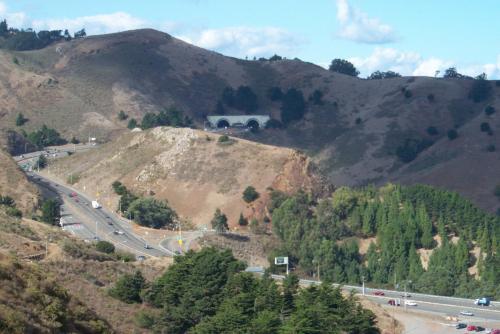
[0,149,38,213]
[49,127,330,229]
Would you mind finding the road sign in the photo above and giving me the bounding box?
[178,238,183,246]
[275,256,288,265]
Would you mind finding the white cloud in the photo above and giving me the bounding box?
[32,12,148,35]
[336,0,396,44]
[0,1,28,27]
[349,47,500,79]
[179,26,302,58]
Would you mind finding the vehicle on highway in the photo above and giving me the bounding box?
[114,230,124,235]
[490,329,500,334]
[91,200,101,209]
[468,325,478,331]
[107,221,113,225]
[69,192,77,197]
[401,292,412,298]
[475,297,491,306]
[388,299,401,306]
[460,310,474,316]
[137,255,146,261]
[373,291,385,296]
[456,323,467,329]
[144,244,151,249]
[404,300,417,306]
[476,327,485,332]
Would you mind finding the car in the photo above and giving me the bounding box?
[116,230,124,235]
[144,244,151,249]
[460,310,474,316]
[404,300,417,306]
[456,323,467,329]
[137,255,146,261]
[476,327,485,332]
[491,329,500,334]
[107,221,113,225]
[401,292,412,298]
[373,291,385,296]
[468,325,478,331]
[69,192,77,197]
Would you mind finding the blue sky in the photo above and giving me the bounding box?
[1,0,499,78]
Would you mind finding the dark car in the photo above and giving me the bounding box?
[475,327,485,332]
[373,291,385,296]
[455,323,467,329]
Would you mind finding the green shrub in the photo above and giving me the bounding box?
[265,119,283,129]
[355,117,362,125]
[127,197,178,229]
[426,126,439,136]
[211,208,228,233]
[95,241,115,254]
[242,186,260,203]
[15,113,27,126]
[127,118,138,129]
[12,56,19,64]
[484,106,496,116]
[469,76,492,102]
[480,122,491,133]
[237,213,248,226]
[396,138,434,163]
[5,207,22,218]
[218,135,229,143]
[328,59,359,76]
[447,129,458,140]
[134,310,156,329]
[118,110,128,120]
[41,199,60,225]
[109,270,146,303]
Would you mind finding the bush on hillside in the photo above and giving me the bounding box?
[447,129,458,140]
[211,208,228,234]
[426,126,439,136]
[267,87,283,101]
[308,89,324,105]
[109,270,146,303]
[484,105,496,116]
[127,197,178,229]
[280,88,306,125]
[41,199,60,225]
[427,93,435,102]
[95,240,115,254]
[26,125,66,148]
[242,186,260,203]
[404,89,413,98]
[469,75,492,102]
[480,122,491,133]
[15,113,28,126]
[118,110,128,120]
[486,144,496,152]
[127,118,138,129]
[238,213,248,226]
[328,59,359,77]
[367,70,401,79]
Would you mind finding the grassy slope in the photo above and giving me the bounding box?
[0,29,498,212]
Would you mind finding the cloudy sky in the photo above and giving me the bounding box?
[1,0,499,78]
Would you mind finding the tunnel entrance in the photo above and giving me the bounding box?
[217,119,230,128]
[246,119,259,130]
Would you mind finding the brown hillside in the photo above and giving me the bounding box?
[47,127,327,228]
[0,29,498,211]
[0,149,38,213]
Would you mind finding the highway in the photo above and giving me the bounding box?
[29,171,169,258]
[247,269,500,323]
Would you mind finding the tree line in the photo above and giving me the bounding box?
[109,247,379,333]
[270,184,500,299]
[0,19,86,51]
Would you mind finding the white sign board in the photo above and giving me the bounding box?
[275,256,288,265]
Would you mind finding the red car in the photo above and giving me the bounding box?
[491,329,500,334]
[69,192,77,197]
[373,291,385,296]
[467,325,477,331]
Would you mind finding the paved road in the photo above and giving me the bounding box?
[248,270,500,322]
[29,171,168,258]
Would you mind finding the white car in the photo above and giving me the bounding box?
[405,300,418,306]
[460,310,474,316]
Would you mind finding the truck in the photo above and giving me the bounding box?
[474,297,491,306]
[91,200,101,209]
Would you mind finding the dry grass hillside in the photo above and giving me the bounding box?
[48,127,328,228]
[0,149,38,213]
[0,28,498,212]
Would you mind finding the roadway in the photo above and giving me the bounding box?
[246,269,500,322]
[29,171,170,258]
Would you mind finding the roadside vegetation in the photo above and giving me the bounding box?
[106,247,379,333]
[270,184,500,299]
[112,181,178,229]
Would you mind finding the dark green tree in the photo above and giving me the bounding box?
[242,186,259,203]
[127,197,178,229]
[109,270,146,303]
[280,88,306,125]
[15,113,28,126]
[41,199,60,225]
[95,240,115,254]
[211,208,228,234]
[328,59,359,77]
